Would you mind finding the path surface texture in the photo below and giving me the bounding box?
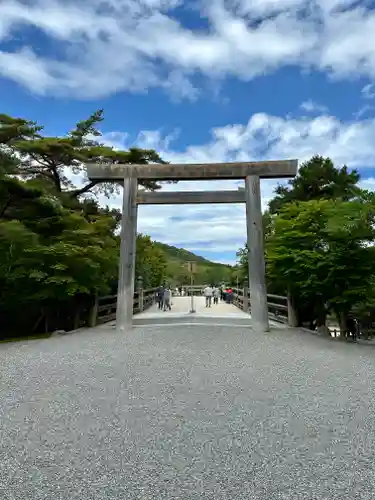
[135,296,284,328]
[1,321,375,499]
[145,295,243,315]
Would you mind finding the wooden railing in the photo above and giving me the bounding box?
[168,285,290,324]
[231,287,289,324]
[88,286,290,327]
[170,284,290,324]
[91,287,158,326]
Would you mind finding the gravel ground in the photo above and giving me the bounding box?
[1,324,375,499]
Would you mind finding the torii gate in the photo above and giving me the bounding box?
[86,160,297,332]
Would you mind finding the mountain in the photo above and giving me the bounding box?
[154,242,234,285]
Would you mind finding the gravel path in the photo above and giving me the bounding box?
[1,324,375,499]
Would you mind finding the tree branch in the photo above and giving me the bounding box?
[68,180,100,198]
[17,167,54,179]
[0,196,11,219]
[28,153,52,169]
[50,164,62,192]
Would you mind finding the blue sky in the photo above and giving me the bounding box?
[2,0,375,264]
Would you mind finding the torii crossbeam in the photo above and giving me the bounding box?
[86,160,298,332]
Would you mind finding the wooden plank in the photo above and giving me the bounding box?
[86,160,298,181]
[267,302,288,311]
[98,303,116,313]
[137,190,246,204]
[267,293,287,301]
[98,294,117,301]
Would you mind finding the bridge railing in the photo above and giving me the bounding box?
[91,286,290,327]
[174,284,290,324]
[231,287,289,324]
[93,287,158,326]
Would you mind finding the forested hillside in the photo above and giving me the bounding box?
[154,242,233,285]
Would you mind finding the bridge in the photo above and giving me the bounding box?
[90,286,290,330]
[135,294,256,326]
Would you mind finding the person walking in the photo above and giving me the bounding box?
[213,286,219,305]
[203,284,213,307]
[156,285,164,310]
[163,286,172,311]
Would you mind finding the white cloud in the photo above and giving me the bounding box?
[353,104,375,119]
[86,110,375,262]
[300,100,328,114]
[0,48,55,92]
[1,0,375,99]
[362,83,375,99]
[358,177,375,191]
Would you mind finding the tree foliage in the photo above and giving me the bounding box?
[0,110,171,337]
[269,155,360,214]
[1,109,236,337]
[267,199,375,326]
[2,110,169,199]
[136,234,168,289]
[237,155,375,333]
[154,242,233,286]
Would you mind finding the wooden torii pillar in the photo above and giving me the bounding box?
[86,160,297,332]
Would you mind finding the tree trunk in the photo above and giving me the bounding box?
[0,196,11,218]
[316,322,330,336]
[31,311,45,333]
[316,308,329,336]
[287,291,298,327]
[73,307,80,330]
[336,310,348,340]
[43,307,49,333]
[88,295,98,327]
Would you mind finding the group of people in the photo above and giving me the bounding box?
[202,285,233,307]
[155,284,235,310]
[155,285,172,311]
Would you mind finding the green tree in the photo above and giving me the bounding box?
[269,155,360,214]
[0,187,119,334]
[0,114,41,176]
[135,234,167,289]
[237,155,366,311]
[6,110,169,199]
[266,199,375,331]
[0,111,170,337]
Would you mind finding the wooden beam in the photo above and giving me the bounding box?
[86,159,298,181]
[245,175,269,332]
[136,190,246,205]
